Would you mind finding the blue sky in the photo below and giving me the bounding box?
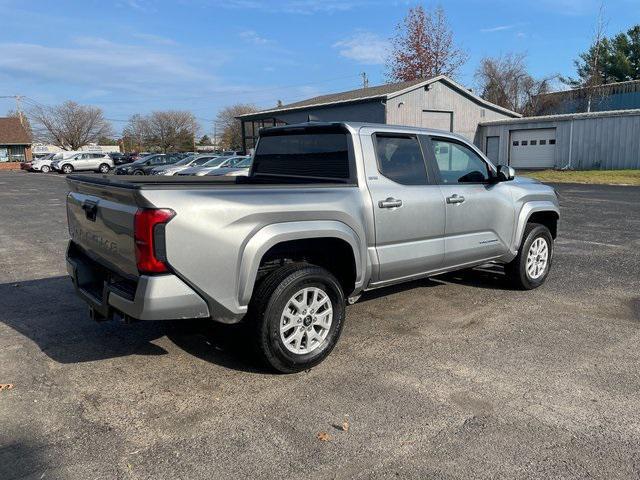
[0,0,638,136]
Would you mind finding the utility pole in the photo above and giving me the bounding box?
[361,72,369,89]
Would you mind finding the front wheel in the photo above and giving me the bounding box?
[98,163,110,174]
[61,164,73,174]
[40,165,50,173]
[133,170,144,175]
[505,223,553,290]
[249,263,345,373]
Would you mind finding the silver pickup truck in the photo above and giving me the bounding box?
[65,122,559,372]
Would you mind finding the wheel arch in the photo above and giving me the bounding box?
[514,201,559,251]
[237,221,366,308]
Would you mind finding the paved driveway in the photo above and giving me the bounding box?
[1,172,639,479]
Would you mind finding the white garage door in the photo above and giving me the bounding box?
[421,111,452,132]
[509,129,556,168]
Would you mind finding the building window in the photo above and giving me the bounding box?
[549,139,556,145]
[530,140,537,146]
[540,139,547,145]
[512,141,519,146]
[521,140,528,146]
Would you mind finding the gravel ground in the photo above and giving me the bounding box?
[1,171,639,480]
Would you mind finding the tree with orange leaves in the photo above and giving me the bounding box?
[386,5,468,82]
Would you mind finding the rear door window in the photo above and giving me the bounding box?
[374,135,428,185]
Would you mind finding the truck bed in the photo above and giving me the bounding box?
[67,174,356,191]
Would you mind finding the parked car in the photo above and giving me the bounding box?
[114,153,182,175]
[21,151,82,173]
[176,156,241,176]
[150,154,219,176]
[109,152,138,165]
[52,152,114,174]
[65,122,560,373]
[205,156,252,177]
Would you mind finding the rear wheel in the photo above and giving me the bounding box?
[61,164,73,174]
[98,163,110,174]
[505,223,553,290]
[40,165,50,173]
[248,263,345,373]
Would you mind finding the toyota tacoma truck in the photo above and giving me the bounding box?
[65,122,559,373]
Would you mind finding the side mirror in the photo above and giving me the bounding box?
[496,164,515,182]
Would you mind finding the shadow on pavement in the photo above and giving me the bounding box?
[0,276,266,373]
[0,267,513,373]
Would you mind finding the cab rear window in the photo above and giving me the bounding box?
[252,132,350,181]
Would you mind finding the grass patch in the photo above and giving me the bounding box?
[521,169,640,186]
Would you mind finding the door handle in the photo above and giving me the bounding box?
[446,194,465,204]
[378,197,403,209]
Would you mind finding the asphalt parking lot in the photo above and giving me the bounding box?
[1,171,639,480]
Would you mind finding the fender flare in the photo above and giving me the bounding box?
[513,201,560,253]
[237,220,366,307]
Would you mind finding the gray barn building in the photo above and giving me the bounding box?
[478,109,640,170]
[238,75,519,152]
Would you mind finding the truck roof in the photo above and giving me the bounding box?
[259,121,471,143]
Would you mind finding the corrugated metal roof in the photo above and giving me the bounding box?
[239,75,520,120]
[481,108,640,126]
[538,79,640,100]
[0,117,31,145]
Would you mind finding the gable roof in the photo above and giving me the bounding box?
[238,75,520,120]
[0,117,32,145]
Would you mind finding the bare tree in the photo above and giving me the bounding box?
[145,111,198,153]
[475,53,556,115]
[122,111,198,153]
[216,104,258,151]
[122,114,148,152]
[386,5,468,82]
[29,101,112,150]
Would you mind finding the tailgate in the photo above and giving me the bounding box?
[67,178,142,279]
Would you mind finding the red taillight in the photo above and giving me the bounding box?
[134,208,175,274]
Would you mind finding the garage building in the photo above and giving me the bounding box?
[479,109,640,170]
[238,75,519,152]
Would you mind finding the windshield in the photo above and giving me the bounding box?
[203,156,231,167]
[173,154,196,166]
[234,157,252,168]
[194,156,216,165]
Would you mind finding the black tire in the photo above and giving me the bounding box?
[248,263,345,373]
[61,164,73,174]
[133,170,144,175]
[98,163,110,174]
[505,223,553,290]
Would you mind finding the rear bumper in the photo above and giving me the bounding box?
[66,242,210,321]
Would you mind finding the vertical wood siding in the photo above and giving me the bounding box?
[385,81,515,143]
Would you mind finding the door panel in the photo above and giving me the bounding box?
[361,132,445,283]
[427,137,515,268]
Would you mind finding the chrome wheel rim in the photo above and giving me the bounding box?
[280,287,333,355]
[526,237,549,280]
[100,165,109,173]
[41,166,49,173]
